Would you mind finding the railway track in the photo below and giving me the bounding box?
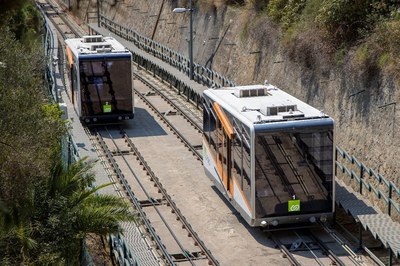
[268,225,367,266]
[89,125,218,265]
[39,1,379,264]
[128,64,376,266]
[132,68,204,162]
[133,71,203,133]
[37,0,84,39]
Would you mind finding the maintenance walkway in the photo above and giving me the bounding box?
[336,178,400,265]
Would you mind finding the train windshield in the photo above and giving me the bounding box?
[254,125,334,218]
[79,57,132,116]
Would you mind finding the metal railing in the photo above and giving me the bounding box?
[40,4,59,103]
[109,234,139,266]
[336,146,400,217]
[99,15,236,88]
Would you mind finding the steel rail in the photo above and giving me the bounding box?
[133,71,203,133]
[306,229,347,266]
[103,127,198,266]
[121,129,219,266]
[38,0,81,39]
[134,88,203,161]
[292,231,325,266]
[321,223,368,266]
[93,128,175,265]
[268,233,302,266]
[48,0,85,37]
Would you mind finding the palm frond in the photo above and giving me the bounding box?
[16,224,37,250]
[71,182,115,207]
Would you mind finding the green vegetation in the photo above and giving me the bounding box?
[236,0,400,76]
[0,0,42,47]
[239,0,399,45]
[201,0,399,74]
[0,1,137,264]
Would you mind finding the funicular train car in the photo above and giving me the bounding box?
[202,84,335,227]
[65,35,134,123]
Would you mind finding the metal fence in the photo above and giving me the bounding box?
[336,146,400,217]
[99,15,236,88]
[41,5,59,103]
[109,234,139,266]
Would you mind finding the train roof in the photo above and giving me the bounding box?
[204,84,332,126]
[65,35,130,57]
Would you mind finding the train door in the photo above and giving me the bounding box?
[66,47,75,105]
[213,103,234,197]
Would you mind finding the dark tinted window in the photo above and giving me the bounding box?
[242,125,251,205]
[209,103,217,159]
[232,126,243,189]
[254,127,333,218]
[203,101,210,142]
[79,57,132,116]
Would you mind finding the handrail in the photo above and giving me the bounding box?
[99,15,236,88]
[336,146,400,216]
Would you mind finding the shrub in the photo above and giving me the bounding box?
[268,0,307,29]
[315,0,370,45]
[315,0,400,46]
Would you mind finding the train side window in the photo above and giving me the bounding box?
[231,119,243,190]
[242,125,251,203]
[203,102,210,142]
[232,133,243,189]
[73,65,78,91]
[209,109,217,159]
[69,64,74,91]
[216,119,223,164]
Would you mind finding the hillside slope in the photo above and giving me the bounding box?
[65,0,400,201]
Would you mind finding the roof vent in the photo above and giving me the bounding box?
[260,104,304,118]
[83,35,104,43]
[234,86,270,98]
[90,44,112,51]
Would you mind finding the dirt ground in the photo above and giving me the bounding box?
[85,234,113,266]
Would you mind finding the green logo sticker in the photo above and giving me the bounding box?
[288,199,300,212]
[103,104,111,113]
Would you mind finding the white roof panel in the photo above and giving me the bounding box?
[204,84,328,125]
[65,35,129,57]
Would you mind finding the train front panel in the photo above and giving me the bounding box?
[77,53,133,123]
[252,119,335,227]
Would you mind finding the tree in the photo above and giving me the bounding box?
[0,158,137,265]
[33,158,137,264]
[0,16,136,264]
[0,23,65,208]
